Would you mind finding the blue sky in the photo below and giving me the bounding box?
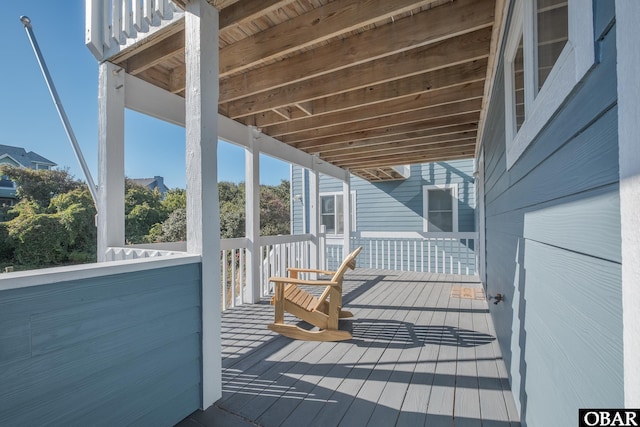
[0,1,290,189]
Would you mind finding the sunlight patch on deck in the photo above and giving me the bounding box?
[450,285,485,300]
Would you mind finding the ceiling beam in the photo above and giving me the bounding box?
[321,139,478,163]
[218,0,495,101]
[125,30,185,75]
[218,0,297,29]
[336,149,476,169]
[290,112,480,149]
[250,58,488,127]
[221,27,492,117]
[218,0,439,76]
[316,133,478,159]
[302,123,478,154]
[265,80,485,138]
[280,98,482,144]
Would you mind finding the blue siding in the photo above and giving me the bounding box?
[292,160,476,234]
[291,165,305,234]
[0,263,202,426]
[481,5,622,426]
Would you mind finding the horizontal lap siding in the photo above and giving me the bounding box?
[0,263,202,426]
[482,4,622,426]
[291,161,476,233]
[291,165,305,234]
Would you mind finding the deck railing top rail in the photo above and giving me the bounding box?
[86,0,184,61]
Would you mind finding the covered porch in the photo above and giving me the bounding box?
[180,269,519,427]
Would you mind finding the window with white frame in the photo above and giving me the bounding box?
[423,185,458,233]
[505,0,594,169]
[320,192,356,235]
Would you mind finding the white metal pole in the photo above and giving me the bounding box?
[20,16,99,208]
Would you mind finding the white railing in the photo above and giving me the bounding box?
[105,242,187,261]
[258,234,315,298]
[220,238,248,311]
[104,230,475,312]
[86,0,184,61]
[325,231,478,276]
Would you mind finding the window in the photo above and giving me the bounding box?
[320,192,356,235]
[423,185,458,233]
[505,0,594,168]
[0,175,14,188]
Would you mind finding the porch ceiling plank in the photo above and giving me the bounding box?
[221,27,492,117]
[134,66,172,92]
[107,0,498,182]
[169,67,187,94]
[217,0,298,30]
[125,30,186,76]
[252,61,488,129]
[324,142,479,166]
[303,124,478,154]
[279,98,482,144]
[264,80,485,138]
[318,137,479,162]
[290,112,480,150]
[217,0,494,102]
[338,151,476,169]
[217,0,445,77]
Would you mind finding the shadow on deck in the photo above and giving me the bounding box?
[177,269,520,427]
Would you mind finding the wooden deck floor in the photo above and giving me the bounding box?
[178,269,520,427]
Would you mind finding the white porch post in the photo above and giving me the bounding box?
[97,61,125,262]
[309,166,320,269]
[245,126,261,303]
[616,0,640,407]
[185,0,221,408]
[342,174,351,256]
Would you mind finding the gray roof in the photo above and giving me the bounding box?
[0,144,56,168]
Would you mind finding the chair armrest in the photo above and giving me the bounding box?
[269,277,340,287]
[286,267,336,276]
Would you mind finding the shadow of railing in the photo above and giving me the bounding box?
[345,319,495,349]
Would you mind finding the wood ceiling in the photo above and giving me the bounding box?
[112,0,499,181]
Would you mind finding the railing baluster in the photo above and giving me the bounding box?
[122,0,134,38]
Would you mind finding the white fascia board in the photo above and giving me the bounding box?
[124,77,349,182]
[125,73,186,126]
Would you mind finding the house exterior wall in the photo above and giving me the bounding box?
[480,2,622,426]
[291,160,476,235]
[0,262,202,426]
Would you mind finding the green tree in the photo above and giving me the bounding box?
[50,188,97,262]
[5,200,70,266]
[0,165,82,207]
[125,180,167,243]
[260,180,290,236]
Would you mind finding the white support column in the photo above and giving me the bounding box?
[616,0,640,407]
[97,61,125,262]
[342,174,351,256]
[309,166,320,270]
[185,0,221,409]
[245,126,261,303]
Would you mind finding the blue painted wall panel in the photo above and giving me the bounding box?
[481,4,622,426]
[0,263,202,427]
[292,160,476,234]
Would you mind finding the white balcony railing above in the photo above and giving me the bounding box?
[86,0,184,61]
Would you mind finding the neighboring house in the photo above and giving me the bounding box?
[130,176,169,196]
[291,159,477,272]
[0,144,57,206]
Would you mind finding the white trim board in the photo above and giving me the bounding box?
[504,0,595,169]
[616,0,640,407]
[422,184,459,233]
[123,73,348,182]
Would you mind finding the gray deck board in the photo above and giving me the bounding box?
[177,269,520,427]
